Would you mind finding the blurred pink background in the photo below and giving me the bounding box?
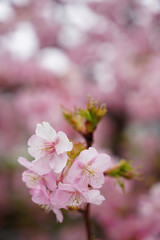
[0,0,160,239]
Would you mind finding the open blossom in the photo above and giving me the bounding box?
[28,121,73,174]
[51,182,105,210]
[18,157,57,190]
[67,147,111,189]
[18,156,63,222]
[18,121,111,223]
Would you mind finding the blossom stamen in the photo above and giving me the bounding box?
[23,171,41,188]
[41,142,56,154]
[83,166,99,183]
[68,192,86,209]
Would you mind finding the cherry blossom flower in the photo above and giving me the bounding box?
[28,121,73,174]
[51,182,105,210]
[18,156,63,222]
[67,147,111,189]
[18,156,57,190]
[18,122,112,226]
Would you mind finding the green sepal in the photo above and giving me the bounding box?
[105,159,139,180]
[116,177,125,192]
[62,97,107,136]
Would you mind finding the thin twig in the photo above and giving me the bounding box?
[83,204,93,240]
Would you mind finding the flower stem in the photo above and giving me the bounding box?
[84,132,93,148]
[83,204,93,240]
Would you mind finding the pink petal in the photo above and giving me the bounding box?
[50,188,71,209]
[49,152,68,173]
[77,147,98,165]
[55,131,73,155]
[35,122,57,142]
[73,177,88,192]
[28,134,44,147]
[87,170,105,189]
[92,153,111,172]
[58,182,75,192]
[43,172,57,191]
[31,158,51,175]
[84,189,105,205]
[28,135,45,158]
[51,206,63,223]
[67,161,83,184]
[18,157,32,170]
[30,186,50,205]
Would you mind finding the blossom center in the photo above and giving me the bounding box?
[42,142,56,154]
[68,192,86,209]
[83,165,98,183]
[23,171,41,188]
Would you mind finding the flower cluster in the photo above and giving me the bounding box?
[18,121,111,222]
